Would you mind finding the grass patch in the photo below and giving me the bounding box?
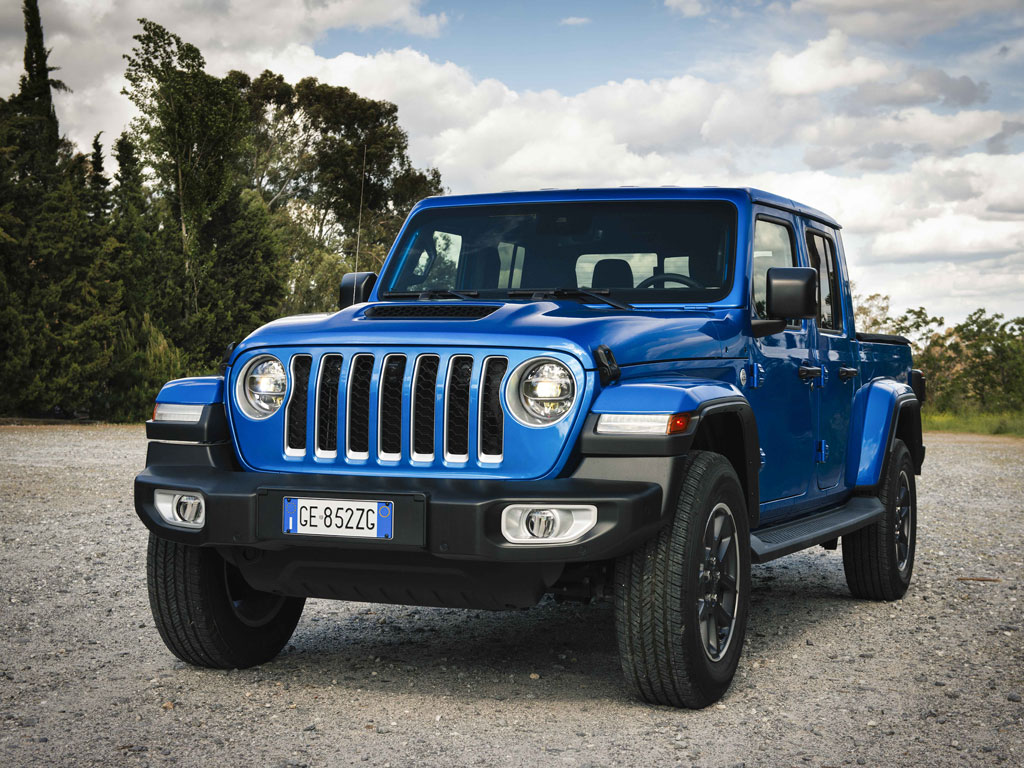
[922,410,1024,438]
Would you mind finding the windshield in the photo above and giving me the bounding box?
[380,201,737,304]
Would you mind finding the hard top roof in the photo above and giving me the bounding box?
[411,186,840,229]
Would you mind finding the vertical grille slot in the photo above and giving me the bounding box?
[378,354,406,460]
[346,354,375,458]
[479,357,508,461]
[286,355,312,455]
[445,356,474,460]
[316,354,343,455]
[412,355,440,460]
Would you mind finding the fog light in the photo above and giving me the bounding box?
[153,489,205,529]
[525,509,558,539]
[174,494,203,523]
[501,504,597,544]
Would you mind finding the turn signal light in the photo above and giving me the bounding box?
[667,413,691,434]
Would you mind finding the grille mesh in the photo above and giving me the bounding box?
[379,355,407,457]
[413,355,440,457]
[347,354,374,455]
[480,358,508,458]
[316,355,342,452]
[445,356,474,458]
[287,356,312,451]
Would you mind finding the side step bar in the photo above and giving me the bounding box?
[750,496,884,563]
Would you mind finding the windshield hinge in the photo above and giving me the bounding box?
[594,345,621,386]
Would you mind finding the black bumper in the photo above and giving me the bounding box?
[135,442,672,565]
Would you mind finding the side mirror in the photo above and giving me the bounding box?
[752,267,818,337]
[339,272,378,309]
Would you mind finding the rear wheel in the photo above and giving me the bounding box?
[843,439,917,601]
[147,534,305,668]
[614,451,750,708]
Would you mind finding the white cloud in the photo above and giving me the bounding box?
[4,0,1022,321]
[849,68,990,110]
[801,107,1007,168]
[559,17,591,26]
[664,1,707,18]
[768,30,891,95]
[790,0,1022,41]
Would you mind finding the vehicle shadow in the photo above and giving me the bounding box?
[266,548,863,706]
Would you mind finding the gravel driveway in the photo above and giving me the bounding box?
[0,426,1021,767]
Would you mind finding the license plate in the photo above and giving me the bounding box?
[283,497,393,539]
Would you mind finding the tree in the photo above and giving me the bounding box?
[232,70,444,312]
[12,0,66,188]
[123,19,250,316]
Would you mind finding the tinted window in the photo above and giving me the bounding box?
[752,219,796,318]
[807,232,841,332]
[381,201,737,304]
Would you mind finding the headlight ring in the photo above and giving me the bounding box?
[236,354,287,419]
[505,357,577,427]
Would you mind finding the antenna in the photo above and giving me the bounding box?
[353,144,367,306]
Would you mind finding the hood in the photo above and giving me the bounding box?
[232,301,740,368]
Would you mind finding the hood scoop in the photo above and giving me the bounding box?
[363,304,500,320]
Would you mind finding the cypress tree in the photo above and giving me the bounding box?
[14,0,66,187]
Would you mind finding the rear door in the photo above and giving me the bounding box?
[805,224,857,490]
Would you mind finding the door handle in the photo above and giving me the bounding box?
[838,366,858,382]
[798,364,823,382]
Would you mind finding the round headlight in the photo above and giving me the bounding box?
[514,359,576,424]
[239,355,286,418]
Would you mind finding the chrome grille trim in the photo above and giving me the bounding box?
[377,353,406,462]
[410,354,440,462]
[284,355,312,457]
[443,355,474,463]
[277,350,511,467]
[345,353,374,460]
[478,356,508,463]
[314,354,342,458]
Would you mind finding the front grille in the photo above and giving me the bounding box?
[412,355,440,459]
[316,355,342,454]
[379,355,406,459]
[480,358,508,460]
[282,351,510,466]
[347,354,375,458]
[286,356,312,454]
[444,356,474,460]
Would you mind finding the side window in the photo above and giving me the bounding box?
[751,219,796,318]
[807,232,842,332]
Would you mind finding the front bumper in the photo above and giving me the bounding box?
[135,442,673,565]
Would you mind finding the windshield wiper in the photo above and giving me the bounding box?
[507,287,632,311]
[381,289,479,301]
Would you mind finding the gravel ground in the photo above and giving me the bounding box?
[0,426,1021,768]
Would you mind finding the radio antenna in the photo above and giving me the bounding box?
[353,144,367,306]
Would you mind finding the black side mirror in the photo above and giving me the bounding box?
[752,267,818,337]
[339,272,378,309]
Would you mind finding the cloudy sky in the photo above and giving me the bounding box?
[2,0,1023,322]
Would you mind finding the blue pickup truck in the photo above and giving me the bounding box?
[135,187,926,708]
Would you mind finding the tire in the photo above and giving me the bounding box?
[146,533,305,669]
[614,451,751,708]
[842,438,916,601]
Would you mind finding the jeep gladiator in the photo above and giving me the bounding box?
[135,187,926,708]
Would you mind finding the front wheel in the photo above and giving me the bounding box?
[147,534,305,668]
[614,451,751,708]
[842,438,917,601]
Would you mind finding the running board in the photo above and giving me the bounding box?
[750,497,884,563]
